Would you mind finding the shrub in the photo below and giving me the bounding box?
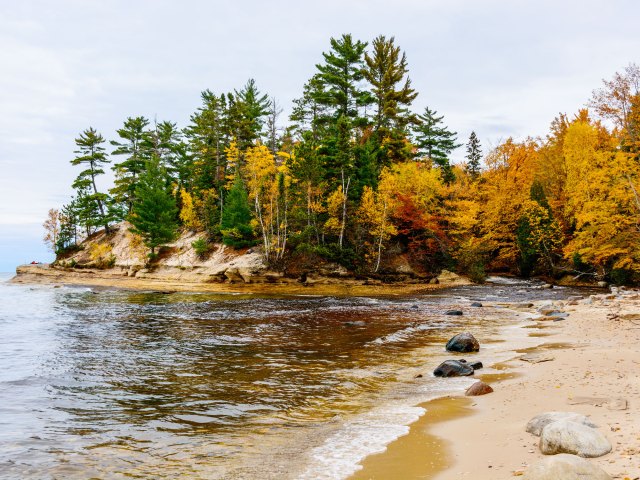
[192,238,210,259]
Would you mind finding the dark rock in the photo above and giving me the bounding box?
[469,361,483,370]
[433,360,474,377]
[445,332,480,352]
[445,310,464,316]
[470,302,483,307]
[411,304,419,310]
[465,381,493,396]
[414,374,423,378]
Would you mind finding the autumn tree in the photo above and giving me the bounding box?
[43,209,60,253]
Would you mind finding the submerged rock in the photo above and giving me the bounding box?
[445,332,480,352]
[539,419,611,457]
[522,454,612,480]
[445,309,463,316]
[465,381,493,396]
[433,360,474,377]
[526,412,596,436]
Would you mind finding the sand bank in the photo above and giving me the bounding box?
[353,290,640,479]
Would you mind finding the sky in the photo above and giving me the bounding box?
[1,0,639,271]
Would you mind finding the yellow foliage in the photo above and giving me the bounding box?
[88,243,115,269]
[179,189,202,231]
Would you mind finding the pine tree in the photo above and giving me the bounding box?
[228,79,271,148]
[413,107,461,183]
[128,157,179,255]
[71,127,115,233]
[314,34,371,123]
[363,35,417,130]
[110,117,150,212]
[220,176,255,248]
[465,131,482,179]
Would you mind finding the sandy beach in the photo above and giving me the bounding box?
[353,290,640,479]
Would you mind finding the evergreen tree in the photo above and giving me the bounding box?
[413,107,461,183]
[465,131,482,179]
[128,158,179,255]
[314,34,371,124]
[220,176,255,248]
[228,79,271,148]
[110,116,150,212]
[71,127,115,233]
[364,35,417,131]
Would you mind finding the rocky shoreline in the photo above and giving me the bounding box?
[353,288,640,479]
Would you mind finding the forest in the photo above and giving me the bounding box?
[43,34,640,284]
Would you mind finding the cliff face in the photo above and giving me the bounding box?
[12,223,470,291]
[53,223,270,284]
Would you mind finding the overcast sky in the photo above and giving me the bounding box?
[1,0,639,271]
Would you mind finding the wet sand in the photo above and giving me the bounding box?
[351,291,640,479]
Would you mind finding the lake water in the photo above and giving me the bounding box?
[0,273,591,479]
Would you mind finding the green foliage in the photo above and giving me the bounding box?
[413,107,461,183]
[192,238,210,259]
[128,158,179,254]
[220,176,255,248]
[465,131,482,178]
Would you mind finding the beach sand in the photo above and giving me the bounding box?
[352,291,640,479]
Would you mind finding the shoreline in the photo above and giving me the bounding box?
[9,264,466,297]
[350,290,640,479]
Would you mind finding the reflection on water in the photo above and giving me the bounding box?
[0,274,593,479]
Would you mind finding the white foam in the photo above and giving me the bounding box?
[298,404,425,480]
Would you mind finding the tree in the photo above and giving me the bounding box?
[413,107,461,183]
[128,158,179,255]
[465,131,482,178]
[364,35,417,130]
[220,175,255,248]
[357,184,396,272]
[314,34,371,123]
[110,116,150,212]
[228,78,271,148]
[43,208,60,253]
[71,127,115,233]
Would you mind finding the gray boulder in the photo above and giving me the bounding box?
[526,412,596,436]
[445,332,480,352]
[540,419,612,457]
[523,454,611,479]
[433,360,474,377]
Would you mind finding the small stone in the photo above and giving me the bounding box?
[445,309,464,316]
[465,381,493,396]
[445,332,480,352]
[471,302,483,307]
[433,360,474,377]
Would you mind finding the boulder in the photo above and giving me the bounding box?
[445,309,463,316]
[433,360,474,377]
[465,381,493,396]
[470,302,483,307]
[522,454,612,480]
[526,412,596,436]
[468,361,483,370]
[539,419,611,457]
[445,332,480,352]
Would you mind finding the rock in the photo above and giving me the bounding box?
[445,309,463,316]
[526,412,597,436]
[344,321,366,327]
[445,332,480,352]
[522,454,612,480]
[410,304,419,310]
[465,381,493,396]
[468,361,483,370]
[539,419,611,457]
[520,353,555,363]
[597,281,608,288]
[470,302,483,307]
[514,302,534,308]
[433,360,474,377]
[541,283,554,289]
